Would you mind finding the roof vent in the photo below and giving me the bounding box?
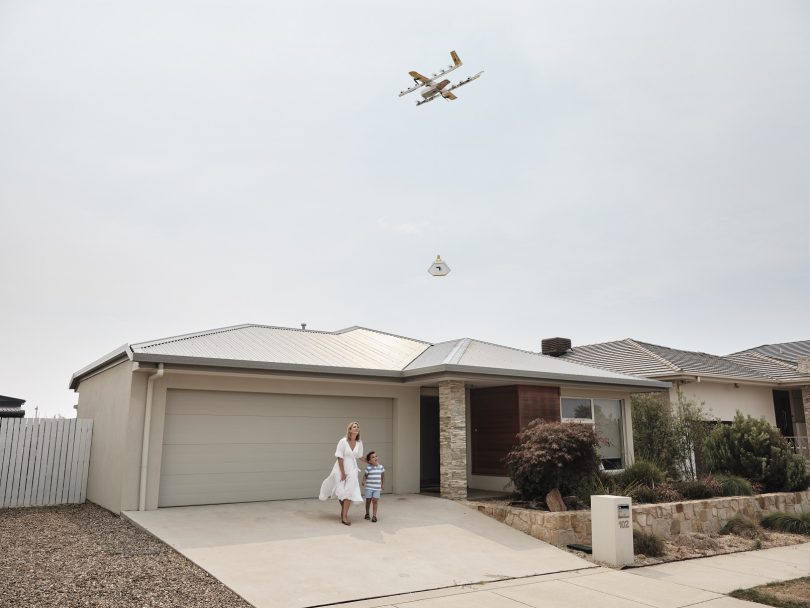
[301,323,307,330]
[541,337,572,357]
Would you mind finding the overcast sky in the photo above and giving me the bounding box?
[1,1,808,418]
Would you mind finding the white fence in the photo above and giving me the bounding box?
[0,418,93,508]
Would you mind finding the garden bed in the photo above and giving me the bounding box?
[466,489,810,565]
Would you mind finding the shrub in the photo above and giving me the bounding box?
[505,420,601,500]
[633,530,665,556]
[719,514,762,539]
[705,413,810,492]
[631,392,715,480]
[714,474,754,497]
[674,479,716,500]
[615,461,666,488]
[761,512,810,535]
[700,475,724,497]
[631,485,657,504]
[631,393,682,476]
[653,483,683,503]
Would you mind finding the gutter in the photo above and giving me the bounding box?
[138,363,164,511]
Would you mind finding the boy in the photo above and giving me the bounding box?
[362,451,385,522]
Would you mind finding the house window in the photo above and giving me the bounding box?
[561,397,624,470]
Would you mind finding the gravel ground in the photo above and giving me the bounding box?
[0,503,252,608]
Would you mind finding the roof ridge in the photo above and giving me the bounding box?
[134,323,343,350]
[446,338,472,364]
[334,326,431,345]
[626,339,682,373]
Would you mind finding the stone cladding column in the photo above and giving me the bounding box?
[439,379,467,500]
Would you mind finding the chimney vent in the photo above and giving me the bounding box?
[301,323,307,330]
[542,337,572,357]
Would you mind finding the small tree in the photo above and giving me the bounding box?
[631,391,715,480]
[706,412,810,492]
[631,393,681,476]
[505,420,600,501]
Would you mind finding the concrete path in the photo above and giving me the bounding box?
[627,542,810,593]
[124,494,591,608]
[330,543,810,608]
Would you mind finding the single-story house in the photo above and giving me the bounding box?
[557,338,810,442]
[70,324,668,513]
[0,395,26,418]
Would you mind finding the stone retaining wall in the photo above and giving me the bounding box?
[468,490,810,547]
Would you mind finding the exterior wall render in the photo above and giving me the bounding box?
[439,379,467,499]
[669,382,775,424]
[75,361,135,514]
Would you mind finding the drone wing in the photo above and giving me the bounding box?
[399,51,464,97]
[442,91,457,100]
[408,71,431,85]
[434,79,450,90]
[444,71,484,94]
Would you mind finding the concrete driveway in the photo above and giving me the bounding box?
[124,494,592,608]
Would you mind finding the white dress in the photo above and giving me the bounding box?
[319,437,364,503]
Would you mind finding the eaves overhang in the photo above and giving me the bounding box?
[402,364,670,391]
[72,352,671,392]
[649,372,810,387]
[69,344,134,390]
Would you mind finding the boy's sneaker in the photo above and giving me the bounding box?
[364,513,370,520]
[372,516,378,522]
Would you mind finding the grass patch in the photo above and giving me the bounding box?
[715,474,754,496]
[730,576,810,608]
[761,512,810,536]
[633,530,665,557]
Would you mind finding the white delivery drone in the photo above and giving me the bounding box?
[399,51,483,107]
[428,255,450,276]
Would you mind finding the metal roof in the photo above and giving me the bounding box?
[563,338,810,385]
[70,324,668,390]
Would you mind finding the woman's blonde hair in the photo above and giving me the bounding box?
[345,421,361,441]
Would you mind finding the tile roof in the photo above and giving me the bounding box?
[731,341,810,364]
[563,339,810,384]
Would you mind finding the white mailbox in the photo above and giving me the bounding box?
[591,495,634,567]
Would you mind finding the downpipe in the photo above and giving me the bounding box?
[139,363,164,511]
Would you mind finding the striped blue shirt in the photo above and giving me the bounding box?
[364,464,385,490]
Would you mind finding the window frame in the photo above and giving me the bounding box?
[560,396,625,470]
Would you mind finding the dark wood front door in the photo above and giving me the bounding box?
[773,390,794,437]
[420,396,440,490]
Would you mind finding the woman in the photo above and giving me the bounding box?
[319,421,365,525]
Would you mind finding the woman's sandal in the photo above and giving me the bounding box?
[342,518,351,526]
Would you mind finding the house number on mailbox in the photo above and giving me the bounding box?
[619,520,630,528]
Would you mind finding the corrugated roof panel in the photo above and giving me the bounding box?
[454,340,657,382]
[132,325,430,371]
[404,340,466,370]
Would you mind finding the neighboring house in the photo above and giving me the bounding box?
[557,338,810,446]
[0,395,26,418]
[70,324,667,513]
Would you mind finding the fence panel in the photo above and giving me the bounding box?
[0,419,93,508]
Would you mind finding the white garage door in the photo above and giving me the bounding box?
[159,389,393,507]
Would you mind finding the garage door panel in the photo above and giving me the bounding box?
[159,471,328,507]
[161,442,394,475]
[166,389,392,419]
[163,415,392,446]
[159,390,394,507]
